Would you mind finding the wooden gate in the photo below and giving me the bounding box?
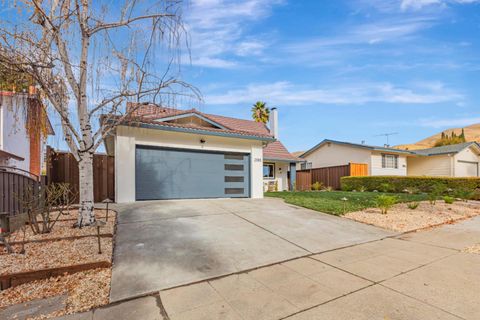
[47,148,115,202]
[296,163,368,190]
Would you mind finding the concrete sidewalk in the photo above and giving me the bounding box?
[58,216,480,320]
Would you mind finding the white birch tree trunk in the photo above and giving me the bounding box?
[77,152,95,226]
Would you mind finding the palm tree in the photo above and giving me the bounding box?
[251,101,270,124]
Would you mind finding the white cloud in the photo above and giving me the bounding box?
[205,81,462,105]
[400,0,480,11]
[281,16,435,67]
[184,0,282,68]
[401,0,442,11]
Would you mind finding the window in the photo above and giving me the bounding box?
[382,154,398,169]
[263,163,275,179]
[225,164,244,171]
[300,162,312,170]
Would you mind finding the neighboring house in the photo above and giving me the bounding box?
[298,139,480,178]
[0,90,54,176]
[298,139,411,176]
[408,142,480,177]
[103,104,298,202]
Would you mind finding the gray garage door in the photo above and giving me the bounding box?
[135,146,250,200]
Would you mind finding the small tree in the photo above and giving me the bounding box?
[22,183,75,234]
[0,0,198,226]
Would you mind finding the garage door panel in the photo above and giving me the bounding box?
[136,146,249,200]
[457,160,478,177]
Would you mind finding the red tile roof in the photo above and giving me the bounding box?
[263,141,299,162]
[121,104,297,161]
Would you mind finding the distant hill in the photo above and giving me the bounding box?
[395,123,480,150]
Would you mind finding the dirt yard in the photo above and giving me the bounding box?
[345,200,480,232]
[0,209,115,319]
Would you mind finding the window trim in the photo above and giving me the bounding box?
[301,162,312,170]
[381,154,398,169]
[263,162,275,179]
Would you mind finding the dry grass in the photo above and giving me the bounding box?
[345,200,480,232]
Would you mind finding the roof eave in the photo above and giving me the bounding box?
[263,157,303,163]
[118,121,275,142]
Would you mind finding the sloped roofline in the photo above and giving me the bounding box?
[412,141,480,156]
[300,139,415,158]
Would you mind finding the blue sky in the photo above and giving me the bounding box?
[171,0,480,153]
[44,0,480,153]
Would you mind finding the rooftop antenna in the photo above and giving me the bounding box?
[374,132,398,146]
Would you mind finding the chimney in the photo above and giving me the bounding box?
[270,107,278,139]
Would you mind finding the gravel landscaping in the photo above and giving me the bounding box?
[345,201,480,232]
[0,268,111,317]
[0,209,116,319]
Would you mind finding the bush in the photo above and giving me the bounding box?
[341,176,480,194]
[443,196,455,204]
[407,202,419,210]
[376,195,397,214]
[311,181,323,191]
[379,183,395,193]
[454,188,474,202]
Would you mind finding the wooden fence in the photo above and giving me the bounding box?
[296,163,368,190]
[0,167,40,215]
[47,148,115,203]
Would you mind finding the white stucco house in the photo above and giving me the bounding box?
[298,139,412,176]
[0,90,54,177]
[103,104,298,203]
[298,139,480,178]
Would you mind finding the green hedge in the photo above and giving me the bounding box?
[341,176,480,193]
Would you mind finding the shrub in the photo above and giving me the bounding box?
[455,188,474,202]
[341,176,480,194]
[358,185,367,192]
[311,181,323,191]
[376,195,397,214]
[407,202,419,210]
[443,196,455,204]
[379,183,394,193]
[403,187,419,194]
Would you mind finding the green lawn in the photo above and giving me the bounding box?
[265,191,429,215]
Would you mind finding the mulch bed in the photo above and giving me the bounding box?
[0,209,116,319]
[345,200,480,232]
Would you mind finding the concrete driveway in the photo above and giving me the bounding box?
[110,198,393,302]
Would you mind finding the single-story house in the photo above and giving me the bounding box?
[103,104,299,203]
[298,139,412,176]
[407,142,480,177]
[298,139,480,178]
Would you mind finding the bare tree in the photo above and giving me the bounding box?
[0,0,199,226]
